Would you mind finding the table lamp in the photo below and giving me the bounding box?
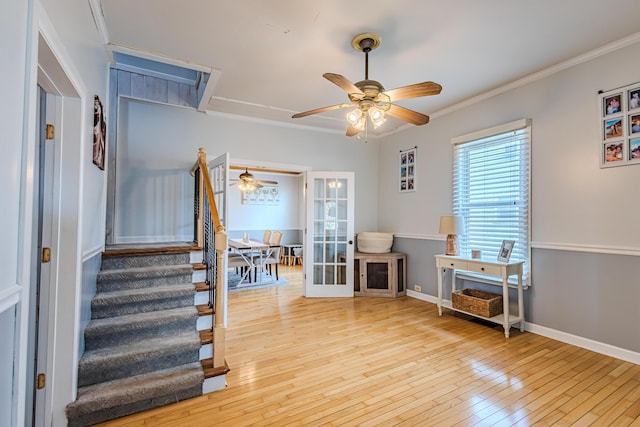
[439,215,464,256]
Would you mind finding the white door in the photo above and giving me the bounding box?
[304,171,355,297]
[208,152,230,228]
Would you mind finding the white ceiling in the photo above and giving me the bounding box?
[96,0,640,136]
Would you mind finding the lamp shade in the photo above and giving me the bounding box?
[439,215,464,235]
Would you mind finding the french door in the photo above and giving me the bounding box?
[208,152,229,228]
[304,171,355,297]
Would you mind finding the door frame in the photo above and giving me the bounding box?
[228,157,310,286]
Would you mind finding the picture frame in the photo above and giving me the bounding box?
[399,147,417,193]
[93,95,106,170]
[497,240,515,262]
[603,141,624,164]
[629,138,640,161]
[604,117,623,139]
[603,93,622,116]
[599,82,640,168]
[628,88,640,111]
[629,113,640,135]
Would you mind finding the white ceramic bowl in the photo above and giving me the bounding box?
[357,232,394,253]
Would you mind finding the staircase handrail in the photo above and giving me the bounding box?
[190,147,227,370]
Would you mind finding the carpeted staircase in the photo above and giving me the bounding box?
[66,245,207,427]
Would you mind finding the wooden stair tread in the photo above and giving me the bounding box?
[196,304,214,316]
[199,329,212,345]
[103,243,199,257]
[194,282,209,292]
[192,263,206,270]
[200,359,230,379]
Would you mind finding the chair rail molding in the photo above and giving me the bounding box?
[531,241,640,257]
[0,284,22,315]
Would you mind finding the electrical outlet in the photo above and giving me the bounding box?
[414,285,422,292]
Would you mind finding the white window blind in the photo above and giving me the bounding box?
[452,119,531,285]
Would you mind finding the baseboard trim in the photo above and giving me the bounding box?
[115,235,192,244]
[407,291,640,365]
[524,322,640,365]
[406,289,437,304]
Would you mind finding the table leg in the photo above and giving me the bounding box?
[518,273,525,332]
[503,277,510,338]
[437,267,443,316]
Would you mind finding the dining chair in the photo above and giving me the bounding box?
[228,253,252,283]
[255,231,282,280]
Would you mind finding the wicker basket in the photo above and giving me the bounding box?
[452,289,503,318]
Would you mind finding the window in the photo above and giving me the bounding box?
[452,119,531,285]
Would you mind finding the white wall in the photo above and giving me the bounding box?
[116,99,380,243]
[379,39,640,355]
[3,0,110,426]
[0,1,35,426]
[380,40,640,248]
[228,172,302,232]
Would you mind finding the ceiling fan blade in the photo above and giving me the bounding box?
[323,73,364,95]
[292,103,351,119]
[256,180,278,185]
[383,82,442,101]
[345,125,359,137]
[387,104,430,125]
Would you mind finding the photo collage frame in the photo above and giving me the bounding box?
[599,82,640,168]
[399,147,417,192]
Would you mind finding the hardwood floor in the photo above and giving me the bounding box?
[97,264,640,426]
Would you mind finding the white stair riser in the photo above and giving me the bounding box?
[192,270,206,282]
[195,291,209,305]
[197,316,212,331]
[190,251,204,264]
[203,375,227,394]
[199,344,212,360]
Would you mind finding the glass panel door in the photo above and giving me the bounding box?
[304,172,354,297]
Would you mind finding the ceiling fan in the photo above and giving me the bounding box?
[292,33,442,137]
[230,168,278,191]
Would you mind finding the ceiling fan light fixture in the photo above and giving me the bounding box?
[372,117,386,129]
[237,181,254,192]
[368,106,386,128]
[346,108,362,124]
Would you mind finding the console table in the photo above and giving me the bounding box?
[435,254,525,338]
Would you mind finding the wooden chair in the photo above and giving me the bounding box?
[292,247,303,265]
[228,253,252,283]
[256,231,282,280]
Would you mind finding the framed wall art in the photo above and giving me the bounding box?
[599,82,640,168]
[93,95,106,170]
[242,186,280,205]
[399,146,417,192]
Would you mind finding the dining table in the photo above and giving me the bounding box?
[228,239,277,284]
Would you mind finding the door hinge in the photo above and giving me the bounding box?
[36,373,45,390]
[42,247,51,263]
[45,124,55,140]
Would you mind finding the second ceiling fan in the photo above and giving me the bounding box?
[230,168,278,191]
[292,33,442,136]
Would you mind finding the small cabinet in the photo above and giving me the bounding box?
[354,252,406,297]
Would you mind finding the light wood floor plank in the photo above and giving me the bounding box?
[95,264,640,427]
